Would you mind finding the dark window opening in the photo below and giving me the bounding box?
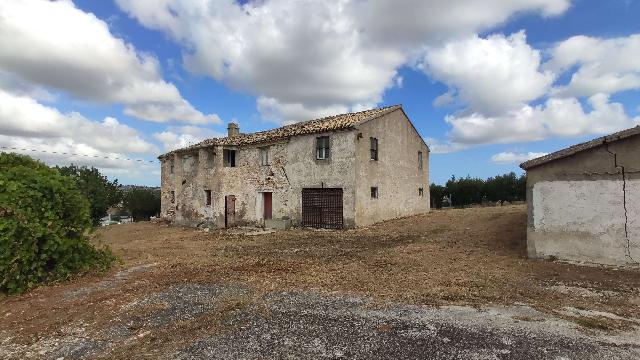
[170,191,175,204]
[371,187,378,199]
[205,190,212,206]
[419,188,424,197]
[223,149,236,167]
[169,161,174,174]
[260,147,269,166]
[316,136,330,160]
[370,137,378,160]
[418,151,423,170]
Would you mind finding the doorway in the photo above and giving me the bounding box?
[225,195,236,228]
[263,192,272,220]
[301,188,343,229]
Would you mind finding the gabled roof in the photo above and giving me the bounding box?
[159,105,403,158]
[520,125,640,170]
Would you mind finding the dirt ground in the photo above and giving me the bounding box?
[1,205,640,359]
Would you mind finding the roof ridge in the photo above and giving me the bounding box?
[159,105,403,158]
[520,125,640,170]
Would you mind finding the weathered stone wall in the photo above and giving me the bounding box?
[354,109,430,226]
[160,130,357,228]
[526,135,640,266]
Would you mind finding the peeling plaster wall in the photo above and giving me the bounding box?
[526,135,640,266]
[354,109,430,226]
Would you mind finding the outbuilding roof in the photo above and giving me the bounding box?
[520,125,640,170]
[159,105,403,158]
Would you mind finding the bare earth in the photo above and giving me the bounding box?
[1,205,639,359]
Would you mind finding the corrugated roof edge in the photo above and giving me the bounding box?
[158,104,403,159]
[520,125,640,170]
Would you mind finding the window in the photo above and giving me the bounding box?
[223,149,236,167]
[370,137,378,161]
[260,147,269,166]
[170,191,175,204]
[205,190,212,206]
[316,136,330,160]
[169,160,174,174]
[419,188,424,197]
[371,187,378,199]
[418,151,423,170]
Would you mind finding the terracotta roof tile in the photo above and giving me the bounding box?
[160,105,401,158]
[520,125,640,170]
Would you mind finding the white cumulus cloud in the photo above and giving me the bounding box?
[153,126,225,152]
[0,0,220,124]
[422,31,554,115]
[491,151,548,164]
[445,93,639,146]
[114,0,570,122]
[548,34,640,97]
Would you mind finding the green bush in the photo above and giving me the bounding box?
[0,153,115,294]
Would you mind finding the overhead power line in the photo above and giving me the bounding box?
[0,145,159,164]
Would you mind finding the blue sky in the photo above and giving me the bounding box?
[0,0,639,185]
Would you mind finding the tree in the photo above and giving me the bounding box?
[57,165,122,225]
[0,154,115,294]
[122,188,161,221]
[429,183,446,208]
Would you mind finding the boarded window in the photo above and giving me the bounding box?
[316,136,330,160]
[371,187,378,199]
[370,137,378,160]
[419,188,424,197]
[418,151,423,170]
[260,147,269,166]
[205,190,212,206]
[170,190,175,204]
[206,150,215,168]
[223,149,236,167]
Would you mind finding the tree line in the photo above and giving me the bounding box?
[430,172,526,208]
[56,164,161,224]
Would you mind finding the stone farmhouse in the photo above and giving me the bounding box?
[158,105,430,229]
[520,125,640,266]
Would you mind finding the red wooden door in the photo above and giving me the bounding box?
[225,195,236,228]
[263,192,272,220]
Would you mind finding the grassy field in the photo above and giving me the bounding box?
[1,205,639,358]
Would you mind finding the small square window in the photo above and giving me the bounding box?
[371,187,378,199]
[260,147,269,166]
[316,136,330,160]
[205,190,212,206]
[370,137,378,161]
[419,188,424,197]
[170,190,175,204]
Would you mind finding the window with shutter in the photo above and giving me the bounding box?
[370,137,378,160]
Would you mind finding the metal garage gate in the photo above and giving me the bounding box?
[301,188,344,229]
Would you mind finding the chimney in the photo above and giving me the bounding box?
[227,122,240,137]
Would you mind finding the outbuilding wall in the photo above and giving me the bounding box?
[525,135,640,266]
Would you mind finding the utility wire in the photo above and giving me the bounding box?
[0,145,159,164]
